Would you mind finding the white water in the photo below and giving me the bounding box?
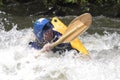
[0,26,120,80]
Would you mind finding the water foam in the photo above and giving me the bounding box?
[0,27,120,80]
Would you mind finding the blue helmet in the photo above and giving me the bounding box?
[33,18,53,41]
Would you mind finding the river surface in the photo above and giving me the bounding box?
[0,11,120,80]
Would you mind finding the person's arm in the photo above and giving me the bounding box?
[43,30,72,51]
[36,30,62,52]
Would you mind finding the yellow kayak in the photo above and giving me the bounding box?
[51,14,91,55]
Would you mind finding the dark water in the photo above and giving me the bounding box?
[0,10,120,34]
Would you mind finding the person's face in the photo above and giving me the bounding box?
[43,28,54,42]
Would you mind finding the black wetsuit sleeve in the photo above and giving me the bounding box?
[52,43,72,51]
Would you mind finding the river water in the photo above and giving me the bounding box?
[0,11,120,80]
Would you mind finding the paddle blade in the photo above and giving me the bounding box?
[52,17,67,34]
[63,13,92,43]
[69,13,92,26]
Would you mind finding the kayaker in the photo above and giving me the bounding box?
[29,18,73,52]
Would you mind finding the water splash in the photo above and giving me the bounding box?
[0,26,120,80]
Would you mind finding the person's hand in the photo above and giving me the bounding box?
[42,43,53,52]
[35,43,53,58]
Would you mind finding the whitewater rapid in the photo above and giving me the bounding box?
[0,26,120,80]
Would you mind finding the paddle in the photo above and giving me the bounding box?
[43,13,92,51]
[51,13,91,55]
